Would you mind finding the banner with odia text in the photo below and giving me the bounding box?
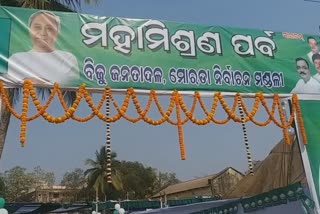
[0,6,320,94]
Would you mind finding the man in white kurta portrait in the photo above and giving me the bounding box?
[291,58,320,94]
[307,36,320,64]
[312,53,320,83]
[2,11,79,86]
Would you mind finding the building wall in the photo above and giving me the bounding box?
[160,169,243,200]
[34,189,78,203]
[211,168,244,198]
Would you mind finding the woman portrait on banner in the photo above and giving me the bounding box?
[1,10,79,87]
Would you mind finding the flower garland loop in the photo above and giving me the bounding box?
[0,80,308,159]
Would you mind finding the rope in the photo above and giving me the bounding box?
[237,96,254,176]
[106,92,112,183]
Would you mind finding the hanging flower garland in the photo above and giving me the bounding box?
[0,80,307,159]
[20,80,30,146]
[294,94,308,144]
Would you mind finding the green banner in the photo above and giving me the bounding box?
[299,100,320,206]
[1,6,320,93]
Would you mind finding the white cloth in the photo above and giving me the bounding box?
[307,51,320,64]
[1,50,79,86]
[314,73,320,83]
[291,77,320,94]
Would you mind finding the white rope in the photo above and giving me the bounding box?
[106,93,112,183]
[237,97,254,176]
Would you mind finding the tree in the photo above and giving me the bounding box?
[3,166,34,201]
[3,166,55,202]
[30,165,55,189]
[0,175,6,197]
[0,0,99,160]
[117,161,157,199]
[85,146,123,203]
[153,171,180,194]
[61,168,85,189]
[84,149,180,200]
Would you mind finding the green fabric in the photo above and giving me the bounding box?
[299,100,320,205]
[0,6,319,92]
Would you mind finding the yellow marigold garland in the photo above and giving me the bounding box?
[20,80,31,146]
[0,80,309,159]
[148,90,175,125]
[276,95,291,145]
[294,94,308,145]
[175,93,186,160]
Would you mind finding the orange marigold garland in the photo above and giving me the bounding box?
[28,82,58,121]
[20,80,31,146]
[276,94,291,145]
[294,94,308,145]
[175,92,186,160]
[0,80,308,159]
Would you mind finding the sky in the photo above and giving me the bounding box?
[0,0,320,184]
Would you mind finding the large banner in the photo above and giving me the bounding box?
[298,100,320,210]
[1,6,320,94]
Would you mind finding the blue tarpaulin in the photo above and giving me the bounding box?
[13,204,41,214]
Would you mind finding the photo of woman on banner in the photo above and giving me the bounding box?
[291,57,320,94]
[1,10,79,86]
[307,36,320,64]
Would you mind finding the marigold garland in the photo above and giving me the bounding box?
[294,94,308,145]
[0,80,308,160]
[277,95,291,145]
[175,93,186,160]
[20,80,31,146]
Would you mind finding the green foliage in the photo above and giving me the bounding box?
[0,176,6,197]
[84,146,180,201]
[1,152,180,203]
[116,161,157,199]
[30,165,55,189]
[114,165,180,199]
[153,171,180,193]
[85,146,123,201]
[3,166,55,202]
[3,166,34,201]
[61,168,85,189]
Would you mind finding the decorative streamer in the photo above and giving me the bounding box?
[237,95,254,175]
[294,95,308,145]
[0,80,307,160]
[20,80,30,147]
[175,92,186,160]
[106,90,112,183]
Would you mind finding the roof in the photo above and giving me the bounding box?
[226,134,307,198]
[152,167,243,197]
[48,206,87,213]
[132,185,311,214]
[13,204,41,214]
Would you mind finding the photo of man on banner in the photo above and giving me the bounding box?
[1,10,79,87]
[312,53,320,82]
[291,57,320,94]
[307,36,320,64]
